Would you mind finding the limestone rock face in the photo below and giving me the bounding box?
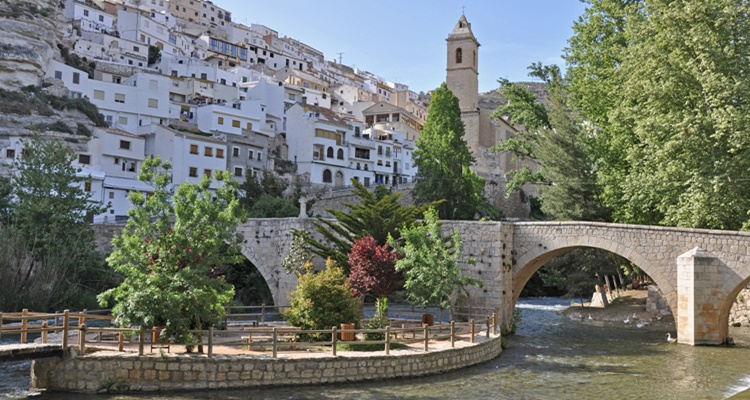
[0,0,69,90]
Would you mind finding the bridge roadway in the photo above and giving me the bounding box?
[0,343,63,362]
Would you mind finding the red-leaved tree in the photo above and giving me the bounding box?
[348,236,403,299]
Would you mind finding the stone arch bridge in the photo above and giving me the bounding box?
[94,219,750,346]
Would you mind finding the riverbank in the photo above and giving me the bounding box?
[559,289,675,328]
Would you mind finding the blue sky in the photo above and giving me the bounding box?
[218,1,588,93]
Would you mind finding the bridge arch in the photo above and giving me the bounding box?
[512,241,675,316]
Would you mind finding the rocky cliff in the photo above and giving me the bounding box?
[0,0,71,90]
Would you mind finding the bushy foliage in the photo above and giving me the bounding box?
[99,157,246,345]
[281,230,313,276]
[364,297,389,342]
[389,208,481,312]
[239,171,306,218]
[283,259,360,340]
[347,236,403,298]
[305,179,436,272]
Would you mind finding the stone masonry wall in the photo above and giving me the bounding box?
[729,286,750,326]
[32,336,503,394]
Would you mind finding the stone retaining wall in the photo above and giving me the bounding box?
[32,336,503,394]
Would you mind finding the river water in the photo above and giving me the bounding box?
[3,298,750,399]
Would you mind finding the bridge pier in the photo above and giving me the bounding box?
[677,248,729,345]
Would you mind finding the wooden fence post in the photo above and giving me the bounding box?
[42,321,48,344]
[272,327,278,359]
[208,327,214,358]
[450,321,455,348]
[261,304,266,322]
[423,325,428,352]
[332,326,337,356]
[79,324,87,354]
[21,309,28,344]
[470,319,475,344]
[62,310,70,350]
[486,317,490,338]
[118,331,124,352]
[138,326,144,356]
[385,326,390,355]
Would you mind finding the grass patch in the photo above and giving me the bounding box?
[336,343,410,352]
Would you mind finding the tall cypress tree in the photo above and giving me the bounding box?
[413,83,484,220]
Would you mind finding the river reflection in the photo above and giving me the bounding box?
[3,298,750,399]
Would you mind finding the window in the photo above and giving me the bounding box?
[54,71,62,79]
[109,191,115,199]
[72,72,80,84]
[119,140,131,150]
[218,117,224,125]
[189,167,198,177]
[456,48,463,64]
[337,149,344,160]
[118,116,128,125]
[148,98,159,108]
[84,182,92,192]
[190,144,198,154]
[204,146,213,157]
[133,45,140,52]
[93,90,104,100]
[78,154,91,164]
[98,15,104,22]
[327,147,334,159]
[257,152,262,161]
[6,149,15,158]
[114,93,125,103]
[83,9,89,17]
[246,122,252,131]
[322,169,332,183]
[232,120,240,128]
[216,148,224,159]
[234,167,243,177]
[232,147,240,157]
[203,169,212,177]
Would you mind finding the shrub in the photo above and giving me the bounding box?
[364,297,389,341]
[284,259,360,341]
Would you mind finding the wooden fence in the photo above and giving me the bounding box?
[1,306,501,359]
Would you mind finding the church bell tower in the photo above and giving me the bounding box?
[446,14,480,151]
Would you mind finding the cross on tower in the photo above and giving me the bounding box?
[462,5,465,14]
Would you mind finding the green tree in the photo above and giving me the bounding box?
[413,83,485,220]
[566,0,750,230]
[388,208,481,316]
[99,156,246,347]
[281,230,313,276]
[0,176,11,220]
[148,45,161,65]
[303,179,434,272]
[493,65,610,221]
[3,136,109,311]
[238,171,303,218]
[283,259,360,340]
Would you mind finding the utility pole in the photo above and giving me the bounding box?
[336,52,345,64]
